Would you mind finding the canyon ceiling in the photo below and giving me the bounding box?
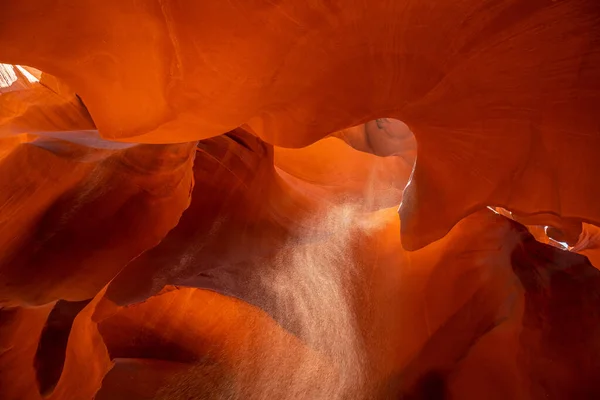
[1,1,600,399]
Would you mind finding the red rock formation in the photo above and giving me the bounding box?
[1,1,600,399]
[0,139,195,306]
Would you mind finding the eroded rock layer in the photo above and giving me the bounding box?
[1,1,600,399]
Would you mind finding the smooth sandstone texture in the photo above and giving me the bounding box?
[1,1,599,249]
[0,140,195,306]
[3,207,599,399]
[0,1,599,399]
[0,67,197,305]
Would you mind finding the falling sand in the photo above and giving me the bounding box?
[153,204,393,400]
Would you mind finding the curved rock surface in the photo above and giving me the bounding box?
[1,1,600,399]
[2,0,600,251]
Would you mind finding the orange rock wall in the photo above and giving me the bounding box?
[1,1,600,399]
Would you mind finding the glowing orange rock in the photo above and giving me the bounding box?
[274,137,408,210]
[3,1,600,251]
[0,305,53,400]
[0,139,195,306]
[0,1,600,399]
[572,223,600,270]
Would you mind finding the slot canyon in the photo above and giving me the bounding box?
[1,1,600,399]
